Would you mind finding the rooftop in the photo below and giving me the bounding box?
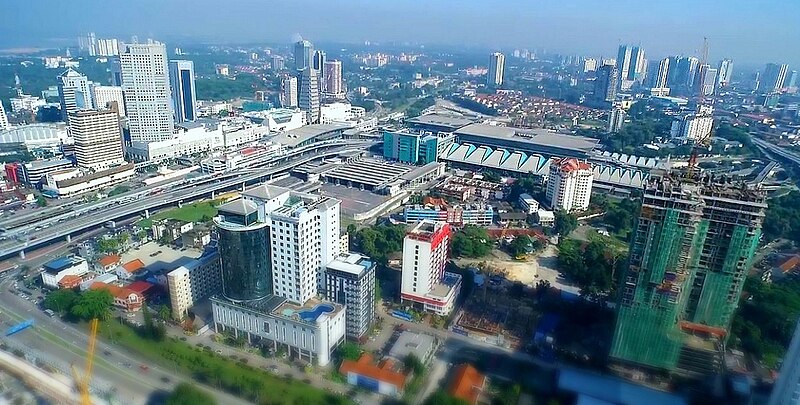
[90,281,141,301]
[448,364,486,405]
[55,163,135,188]
[407,219,449,241]
[121,259,146,273]
[218,199,259,217]
[339,354,408,389]
[405,113,478,130]
[269,123,348,147]
[273,297,344,325]
[43,256,85,273]
[242,184,290,201]
[454,123,599,154]
[552,157,592,173]
[97,254,121,267]
[326,252,375,277]
[388,331,435,361]
[321,158,414,188]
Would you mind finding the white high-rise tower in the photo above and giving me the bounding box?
[120,42,174,144]
[487,52,505,86]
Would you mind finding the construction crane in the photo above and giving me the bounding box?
[71,318,99,405]
[687,38,713,173]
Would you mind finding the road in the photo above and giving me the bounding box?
[0,141,374,260]
[0,272,251,405]
[752,137,800,167]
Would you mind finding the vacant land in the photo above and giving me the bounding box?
[138,200,220,228]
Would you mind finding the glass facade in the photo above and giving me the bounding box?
[218,224,272,302]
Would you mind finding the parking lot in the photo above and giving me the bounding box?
[319,183,390,217]
[119,241,202,273]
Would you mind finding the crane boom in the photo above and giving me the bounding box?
[71,318,99,405]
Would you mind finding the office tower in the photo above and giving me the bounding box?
[294,39,314,71]
[168,60,198,123]
[672,111,714,143]
[68,109,125,170]
[546,158,593,212]
[313,50,326,91]
[323,60,344,98]
[215,199,272,302]
[487,52,505,86]
[79,32,97,56]
[608,107,626,133]
[594,64,618,102]
[281,76,298,108]
[616,45,646,90]
[0,102,9,130]
[697,65,718,96]
[611,170,766,373]
[655,57,670,89]
[784,70,798,91]
[325,253,376,339]
[769,320,800,405]
[120,42,174,143]
[299,68,320,124]
[762,63,789,92]
[91,85,125,117]
[717,59,733,87]
[96,38,120,56]
[400,220,462,316]
[57,68,94,120]
[271,55,285,71]
[110,58,122,86]
[583,58,598,73]
[667,56,699,91]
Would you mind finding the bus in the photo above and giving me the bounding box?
[44,309,55,317]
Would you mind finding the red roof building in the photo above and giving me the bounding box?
[90,282,144,312]
[97,254,122,271]
[121,259,146,273]
[126,280,154,296]
[448,364,486,405]
[339,354,408,397]
[58,274,82,289]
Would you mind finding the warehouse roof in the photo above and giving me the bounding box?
[455,124,599,154]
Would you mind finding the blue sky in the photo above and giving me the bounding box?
[2,0,797,66]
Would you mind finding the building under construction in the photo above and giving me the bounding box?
[610,169,766,375]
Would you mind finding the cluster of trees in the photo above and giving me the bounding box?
[166,383,216,405]
[97,232,131,254]
[451,225,494,258]
[593,195,640,240]
[507,177,543,205]
[108,185,131,197]
[405,96,435,118]
[350,224,407,264]
[763,191,800,243]
[508,235,545,257]
[44,289,114,320]
[713,124,756,155]
[731,277,800,367]
[557,239,623,297]
[195,74,264,101]
[553,211,578,236]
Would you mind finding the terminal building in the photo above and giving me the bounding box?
[453,123,599,158]
[405,113,478,134]
[296,157,446,196]
[383,130,455,165]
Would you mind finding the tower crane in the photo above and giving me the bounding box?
[71,318,99,405]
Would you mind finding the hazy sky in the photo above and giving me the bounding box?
[3,0,798,66]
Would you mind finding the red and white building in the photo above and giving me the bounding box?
[400,220,462,316]
[545,158,593,212]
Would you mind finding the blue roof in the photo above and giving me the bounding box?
[43,256,81,273]
[558,369,688,405]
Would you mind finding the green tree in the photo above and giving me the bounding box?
[337,342,363,361]
[71,289,114,321]
[424,390,469,405]
[43,289,79,314]
[509,235,532,257]
[165,383,217,405]
[117,232,130,246]
[451,225,494,258]
[108,185,131,197]
[36,195,47,207]
[158,305,172,322]
[97,238,120,253]
[554,210,578,236]
[403,353,425,375]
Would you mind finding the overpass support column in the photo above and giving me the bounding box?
[18,250,25,260]
[177,201,183,208]
[211,190,216,199]
[65,234,71,243]
[241,182,246,192]
[144,209,151,219]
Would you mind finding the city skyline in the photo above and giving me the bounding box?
[2,0,799,67]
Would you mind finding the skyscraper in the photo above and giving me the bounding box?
[611,170,766,373]
[786,70,799,91]
[57,68,94,120]
[487,52,505,86]
[545,158,593,212]
[313,50,326,91]
[271,55,285,71]
[697,65,718,96]
[653,57,670,90]
[401,220,462,316]
[616,45,646,90]
[91,85,125,117]
[68,109,125,170]
[169,60,198,123]
[324,253,376,339]
[762,63,789,92]
[769,320,800,405]
[294,40,314,71]
[717,59,733,87]
[299,68,320,124]
[120,42,174,143]
[323,60,344,99]
[594,64,618,102]
[281,76,298,108]
[0,102,10,130]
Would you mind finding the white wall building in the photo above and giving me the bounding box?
[281,76,298,108]
[487,52,505,86]
[0,124,71,153]
[324,252,376,339]
[400,220,461,316]
[323,60,344,99]
[0,99,10,131]
[41,256,89,288]
[519,193,540,214]
[91,85,125,116]
[10,94,46,113]
[319,102,354,124]
[167,252,222,320]
[57,68,94,119]
[299,68,320,124]
[120,42,174,143]
[43,164,136,198]
[242,108,305,133]
[68,109,125,170]
[671,114,714,143]
[200,143,285,174]
[545,158,593,212]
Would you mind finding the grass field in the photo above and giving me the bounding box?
[99,320,350,405]
[138,200,221,228]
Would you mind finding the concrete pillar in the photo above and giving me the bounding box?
[247,332,251,344]
[211,190,216,199]
[234,328,238,339]
[18,250,25,260]
[177,201,183,208]
[65,234,71,243]
[144,209,150,218]
[214,322,218,334]
[241,182,246,192]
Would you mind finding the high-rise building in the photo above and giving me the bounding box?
[281,76,298,108]
[671,111,714,143]
[168,60,198,123]
[57,68,94,120]
[299,68,320,124]
[769,320,800,405]
[583,58,599,73]
[611,170,766,373]
[545,158,593,212]
[0,102,9,130]
[215,199,272,302]
[271,55,285,71]
[294,40,314,71]
[68,109,125,170]
[167,252,222,321]
[400,220,462,316]
[594,64,618,102]
[616,45,646,90]
[313,50,326,91]
[120,42,174,144]
[96,38,120,56]
[323,60,344,98]
[717,59,733,87]
[784,70,798,91]
[91,85,125,117]
[487,52,505,86]
[652,57,670,91]
[608,107,626,133]
[762,63,789,92]
[325,252,376,339]
[697,65,718,96]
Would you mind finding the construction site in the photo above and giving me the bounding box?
[453,281,537,349]
[610,169,767,377]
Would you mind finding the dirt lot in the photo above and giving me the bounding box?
[455,244,580,296]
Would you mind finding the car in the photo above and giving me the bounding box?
[160,376,170,383]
